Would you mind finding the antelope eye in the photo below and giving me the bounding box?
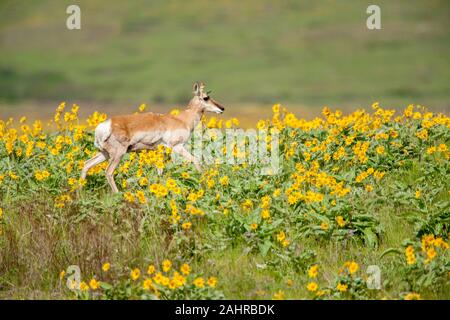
[203,96,210,101]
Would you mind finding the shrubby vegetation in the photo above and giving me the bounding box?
[0,102,448,299]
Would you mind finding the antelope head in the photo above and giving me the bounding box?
[190,82,225,114]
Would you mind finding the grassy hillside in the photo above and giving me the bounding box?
[0,0,450,111]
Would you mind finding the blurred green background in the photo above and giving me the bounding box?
[0,0,449,122]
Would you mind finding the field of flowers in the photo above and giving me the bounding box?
[0,102,449,300]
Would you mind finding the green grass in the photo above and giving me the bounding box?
[0,2,449,298]
[0,104,450,299]
[1,127,448,299]
[0,178,443,300]
[0,0,449,111]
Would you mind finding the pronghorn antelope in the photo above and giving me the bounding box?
[80,82,225,193]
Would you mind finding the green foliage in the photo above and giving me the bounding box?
[0,103,449,299]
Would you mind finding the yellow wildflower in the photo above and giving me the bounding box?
[376,146,385,154]
[336,282,348,292]
[219,176,229,186]
[193,277,205,288]
[89,278,100,290]
[348,261,359,274]
[261,209,270,219]
[143,278,154,291]
[130,268,141,281]
[180,263,191,275]
[308,265,319,278]
[207,277,218,288]
[272,290,285,300]
[404,293,421,300]
[79,281,89,291]
[307,282,318,292]
[336,216,345,227]
[182,222,192,230]
[276,231,286,242]
[162,260,172,273]
[102,262,111,272]
[147,265,155,275]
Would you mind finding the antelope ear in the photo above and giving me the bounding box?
[193,82,200,96]
[199,82,206,94]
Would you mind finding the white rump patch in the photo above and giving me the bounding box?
[94,119,112,150]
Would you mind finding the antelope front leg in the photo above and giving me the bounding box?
[80,151,109,181]
[172,145,201,171]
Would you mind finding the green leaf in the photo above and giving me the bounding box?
[363,228,378,248]
[259,240,272,257]
[100,282,113,290]
[379,248,402,259]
